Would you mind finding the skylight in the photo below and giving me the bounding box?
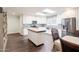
[36,9,55,16]
[43,9,55,14]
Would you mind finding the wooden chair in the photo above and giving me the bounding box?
[51,28,62,52]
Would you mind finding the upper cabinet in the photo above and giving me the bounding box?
[23,15,46,24]
[47,16,57,25]
[36,17,46,24]
[23,16,32,24]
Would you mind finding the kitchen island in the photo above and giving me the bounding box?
[28,27,46,46]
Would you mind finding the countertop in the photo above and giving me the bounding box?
[28,27,46,33]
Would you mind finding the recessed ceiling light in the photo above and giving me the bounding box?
[36,12,46,16]
[43,9,55,13]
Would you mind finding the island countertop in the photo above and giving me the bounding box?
[28,27,46,33]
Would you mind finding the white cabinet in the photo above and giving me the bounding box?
[47,16,57,25]
[23,16,46,24]
[23,16,32,24]
[28,30,44,46]
[23,28,28,35]
[37,17,46,24]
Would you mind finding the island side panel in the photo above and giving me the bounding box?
[28,30,44,46]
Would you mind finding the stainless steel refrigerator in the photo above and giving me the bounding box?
[62,17,76,35]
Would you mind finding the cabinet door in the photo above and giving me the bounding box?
[23,16,32,24]
[0,14,3,51]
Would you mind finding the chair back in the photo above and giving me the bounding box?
[51,28,60,41]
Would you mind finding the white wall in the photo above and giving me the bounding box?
[19,15,23,35]
[57,8,76,24]
[7,15,20,34]
[61,9,76,18]
[75,8,79,30]
[56,8,76,29]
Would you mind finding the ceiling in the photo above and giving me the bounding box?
[3,7,74,16]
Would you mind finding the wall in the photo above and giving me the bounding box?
[75,8,79,30]
[61,9,76,18]
[19,15,23,35]
[56,8,76,29]
[57,8,76,23]
[7,15,20,34]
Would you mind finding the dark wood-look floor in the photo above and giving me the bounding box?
[6,33,53,52]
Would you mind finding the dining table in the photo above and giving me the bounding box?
[61,35,79,51]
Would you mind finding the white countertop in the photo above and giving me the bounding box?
[28,27,46,32]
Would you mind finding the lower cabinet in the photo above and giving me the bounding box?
[28,30,44,46]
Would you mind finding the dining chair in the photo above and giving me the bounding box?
[51,28,62,52]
